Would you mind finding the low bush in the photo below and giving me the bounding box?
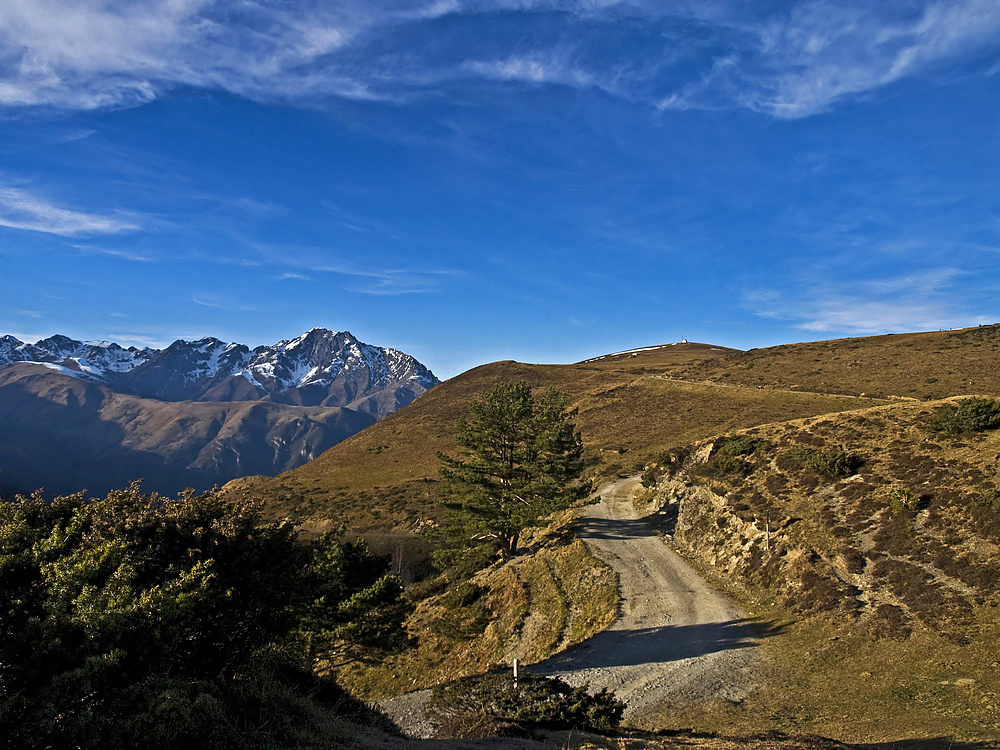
[717,434,767,457]
[426,669,624,738]
[925,397,1000,434]
[783,446,860,478]
[888,486,921,512]
[442,580,487,609]
[691,454,748,478]
[972,488,1000,512]
[0,486,410,749]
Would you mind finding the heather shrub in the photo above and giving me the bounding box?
[784,446,860,478]
[691,454,747,478]
[888,486,921,512]
[925,397,1000,434]
[427,669,623,738]
[717,434,767,457]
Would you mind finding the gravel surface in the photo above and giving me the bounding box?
[531,477,762,726]
[380,477,762,735]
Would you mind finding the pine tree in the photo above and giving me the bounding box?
[438,380,586,558]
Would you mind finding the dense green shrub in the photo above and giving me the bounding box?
[717,434,767,457]
[442,580,487,609]
[426,669,624,738]
[691,454,748,477]
[0,485,410,749]
[925,397,1000,434]
[784,446,860,478]
[888,486,921,512]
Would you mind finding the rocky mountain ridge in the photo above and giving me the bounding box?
[0,328,440,496]
[0,328,439,418]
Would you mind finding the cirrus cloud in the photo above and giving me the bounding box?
[0,1,995,118]
[0,186,139,236]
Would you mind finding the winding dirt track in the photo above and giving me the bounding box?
[531,477,761,724]
[380,477,762,735]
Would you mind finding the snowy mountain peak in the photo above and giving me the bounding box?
[0,329,440,417]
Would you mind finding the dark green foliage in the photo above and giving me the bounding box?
[640,465,660,488]
[442,580,487,609]
[925,397,1000,434]
[691,454,748,477]
[298,531,412,665]
[784,446,860,478]
[438,381,586,559]
[431,580,491,641]
[888,486,921,513]
[426,668,624,738]
[0,485,410,749]
[717,434,767,457]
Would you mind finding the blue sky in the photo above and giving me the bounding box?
[0,1,997,380]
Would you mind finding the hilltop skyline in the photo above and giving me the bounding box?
[1,1,998,379]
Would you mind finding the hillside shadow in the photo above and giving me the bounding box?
[573,515,659,541]
[0,380,233,497]
[531,619,787,674]
[857,741,999,750]
[646,501,680,534]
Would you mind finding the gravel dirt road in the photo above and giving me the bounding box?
[380,477,763,734]
[531,477,762,725]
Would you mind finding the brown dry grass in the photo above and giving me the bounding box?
[331,511,618,700]
[639,397,1000,743]
[234,355,883,534]
[665,325,1000,401]
[231,329,1000,746]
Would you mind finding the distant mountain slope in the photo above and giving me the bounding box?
[0,328,439,419]
[0,363,377,497]
[0,328,439,496]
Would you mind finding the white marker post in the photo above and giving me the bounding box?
[513,659,519,689]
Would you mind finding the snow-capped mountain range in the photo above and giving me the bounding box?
[0,328,439,416]
[0,328,440,497]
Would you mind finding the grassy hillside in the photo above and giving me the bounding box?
[635,397,1000,741]
[234,353,883,534]
[228,327,1000,745]
[331,507,619,700]
[667,325,1000,400]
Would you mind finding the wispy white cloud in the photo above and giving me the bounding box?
[108,332,169,348]
[70,243,153,262]
[0,1,995,117]
[243,237,461,295]
[737,0,1000,117]
[463,51,601,89]
[746,268,995,334]
[0,186,139,236]
[191,295,259,312]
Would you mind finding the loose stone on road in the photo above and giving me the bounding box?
[532,477,762,725]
